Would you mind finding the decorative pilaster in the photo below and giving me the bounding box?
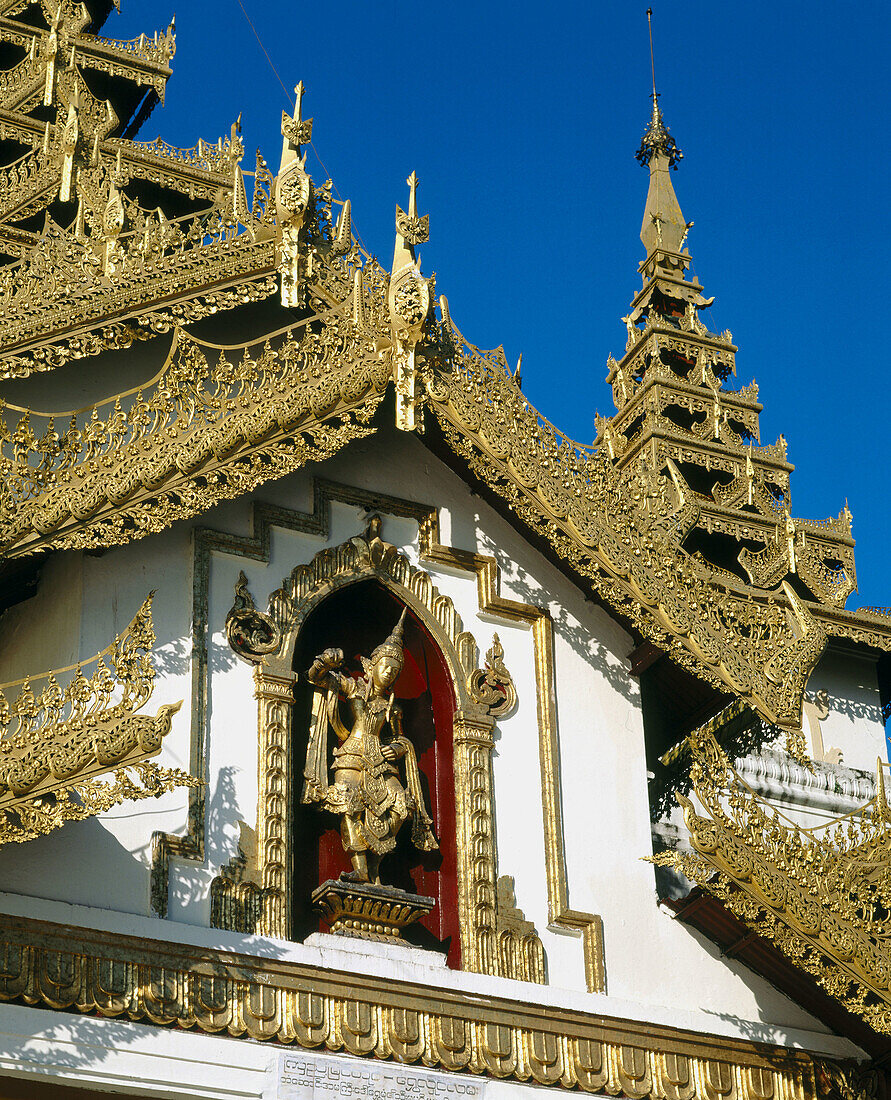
[453,711,498,975]
[254,666,297,939]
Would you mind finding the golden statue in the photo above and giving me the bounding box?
[302,609,438,885]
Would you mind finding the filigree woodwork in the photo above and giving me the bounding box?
[275,83,312,308]
[0,319,390,557]
[0,592,194,846]
[595,101,856,612]
[425,311,825,747]
[0,760,198,846]
[0,3,292,376]
[654,709,891,1035]
[0,68,882,757]
[0,909,822,1100]
[211,516,546,981]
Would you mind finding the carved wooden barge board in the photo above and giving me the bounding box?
[0,911,820,1100]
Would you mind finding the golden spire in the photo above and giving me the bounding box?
[636,9,687,256]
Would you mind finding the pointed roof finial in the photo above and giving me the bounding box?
[395,171,429,250]
[636,9,682,170]
[648,7,658,109]
[280,80,313,163]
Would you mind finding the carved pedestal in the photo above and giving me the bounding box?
[312,880,434,942]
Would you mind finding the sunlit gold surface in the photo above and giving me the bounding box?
[303,606,438,886]
[0,66,882,746]
[0,4,286,376]
[0,318,389,557]
[425,311,826,746]
[211,515,545,981]
[311,879,434,942]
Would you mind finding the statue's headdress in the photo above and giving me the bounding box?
[370,607,407,668]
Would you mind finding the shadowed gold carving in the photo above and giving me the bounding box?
[654,704,891,1035]
[0,592,195,845]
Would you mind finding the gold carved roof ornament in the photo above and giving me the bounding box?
[423,306,826,746]
[0,592,195,847]
[275,81,312,308]
[389,170,431,432]
[0,1,280,378]
[0,300,392,556]
[653,704,891,1035]
[0,28,885,744]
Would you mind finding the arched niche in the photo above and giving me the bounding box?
[212,516,543,982]
[290,577,459,962]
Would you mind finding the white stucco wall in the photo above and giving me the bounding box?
[0,425,872,1063]
[807,647,886,773]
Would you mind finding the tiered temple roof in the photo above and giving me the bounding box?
[0,28,888,744]
[0,11,890,1049]
[596,96,855,610]
[0,0,275,377]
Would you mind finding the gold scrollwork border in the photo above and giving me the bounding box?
[152,477,604,992]
[0,911,819,1100]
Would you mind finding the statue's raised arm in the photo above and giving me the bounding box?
[306,647,349,695]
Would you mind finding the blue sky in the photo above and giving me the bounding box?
[111,2,890,609]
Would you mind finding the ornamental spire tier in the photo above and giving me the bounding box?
[594,97,856,609]
[637,95,686,255]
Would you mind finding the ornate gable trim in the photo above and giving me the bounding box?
[0,316,389,556]
[654,709,891,1036]
[0,592,194,846]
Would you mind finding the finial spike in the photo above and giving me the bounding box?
[636,7,682,171]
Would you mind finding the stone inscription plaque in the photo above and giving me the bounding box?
[264,1051,487,1100]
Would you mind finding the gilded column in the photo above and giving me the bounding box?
[453,710,498,974]
[254,666,297,940]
